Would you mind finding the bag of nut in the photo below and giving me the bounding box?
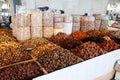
[72,26,80,33]
[43,27,53,38]
[54,23,64,29]
[43,12,54,20]
[63,15,73,23]
[43,20,53,27]
[63,23,73,35]
[17,13,30,27]
[54,15,64,23]
[16,27,31,42]
[80,16,95,32]
[72,15,81,23]
[100,15,108,30]
[93,14,102,30]
[12,16,18,37]
[31,11,42,27]
[31,26,42,39]
[54,23,64,35]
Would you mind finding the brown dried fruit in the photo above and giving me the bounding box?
[98,40,120,52]
[71,42,107,60]
[0,61,44,80]
[38,48,83,73]
[48,32,68,45]
[70,31,89,40]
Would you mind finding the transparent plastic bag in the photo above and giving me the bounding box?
[80,16,95,32]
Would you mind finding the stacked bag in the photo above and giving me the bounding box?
[12,12,109,42]
[43,12,54,38]
[93,14,102,30]
[80,16,95,32]
[72,15,81,33]
[31,11,42,39]
[63,15,73,35]
[12,13,31,42]
[100,15,109,30]
[53,15,64,35]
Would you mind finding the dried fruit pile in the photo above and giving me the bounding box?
[0,61,44,80]
[38,48,83,73]
[0,28,17,42]
[98,40,120,52]
[81,37,103,43]
[60,37,83,49]
[0,28,13,36]
[49,32,68,45]
[0,42,32,67]
[71,42,107,60]
[70,31,89,40]
[49,32,82,50]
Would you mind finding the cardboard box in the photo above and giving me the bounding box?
[33,49,120,80]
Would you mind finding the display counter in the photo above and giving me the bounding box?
[34,49,120,80]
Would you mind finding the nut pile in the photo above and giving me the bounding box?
[0,61,44,80]
[98,40,120,52]
[0,42,32,67]
[0,41,20,49]
[71,42,106,60]
[31,42,61,59]
[100,29,112,37]
[22,38,50,49]
[38,48,83,73]
[0,35,17,43]
[70,31,89,40]
[87,30,100,37]
[109,30,120,39]
[0,28,13,36]
[0,28,17,42]
[103,36,111,41]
